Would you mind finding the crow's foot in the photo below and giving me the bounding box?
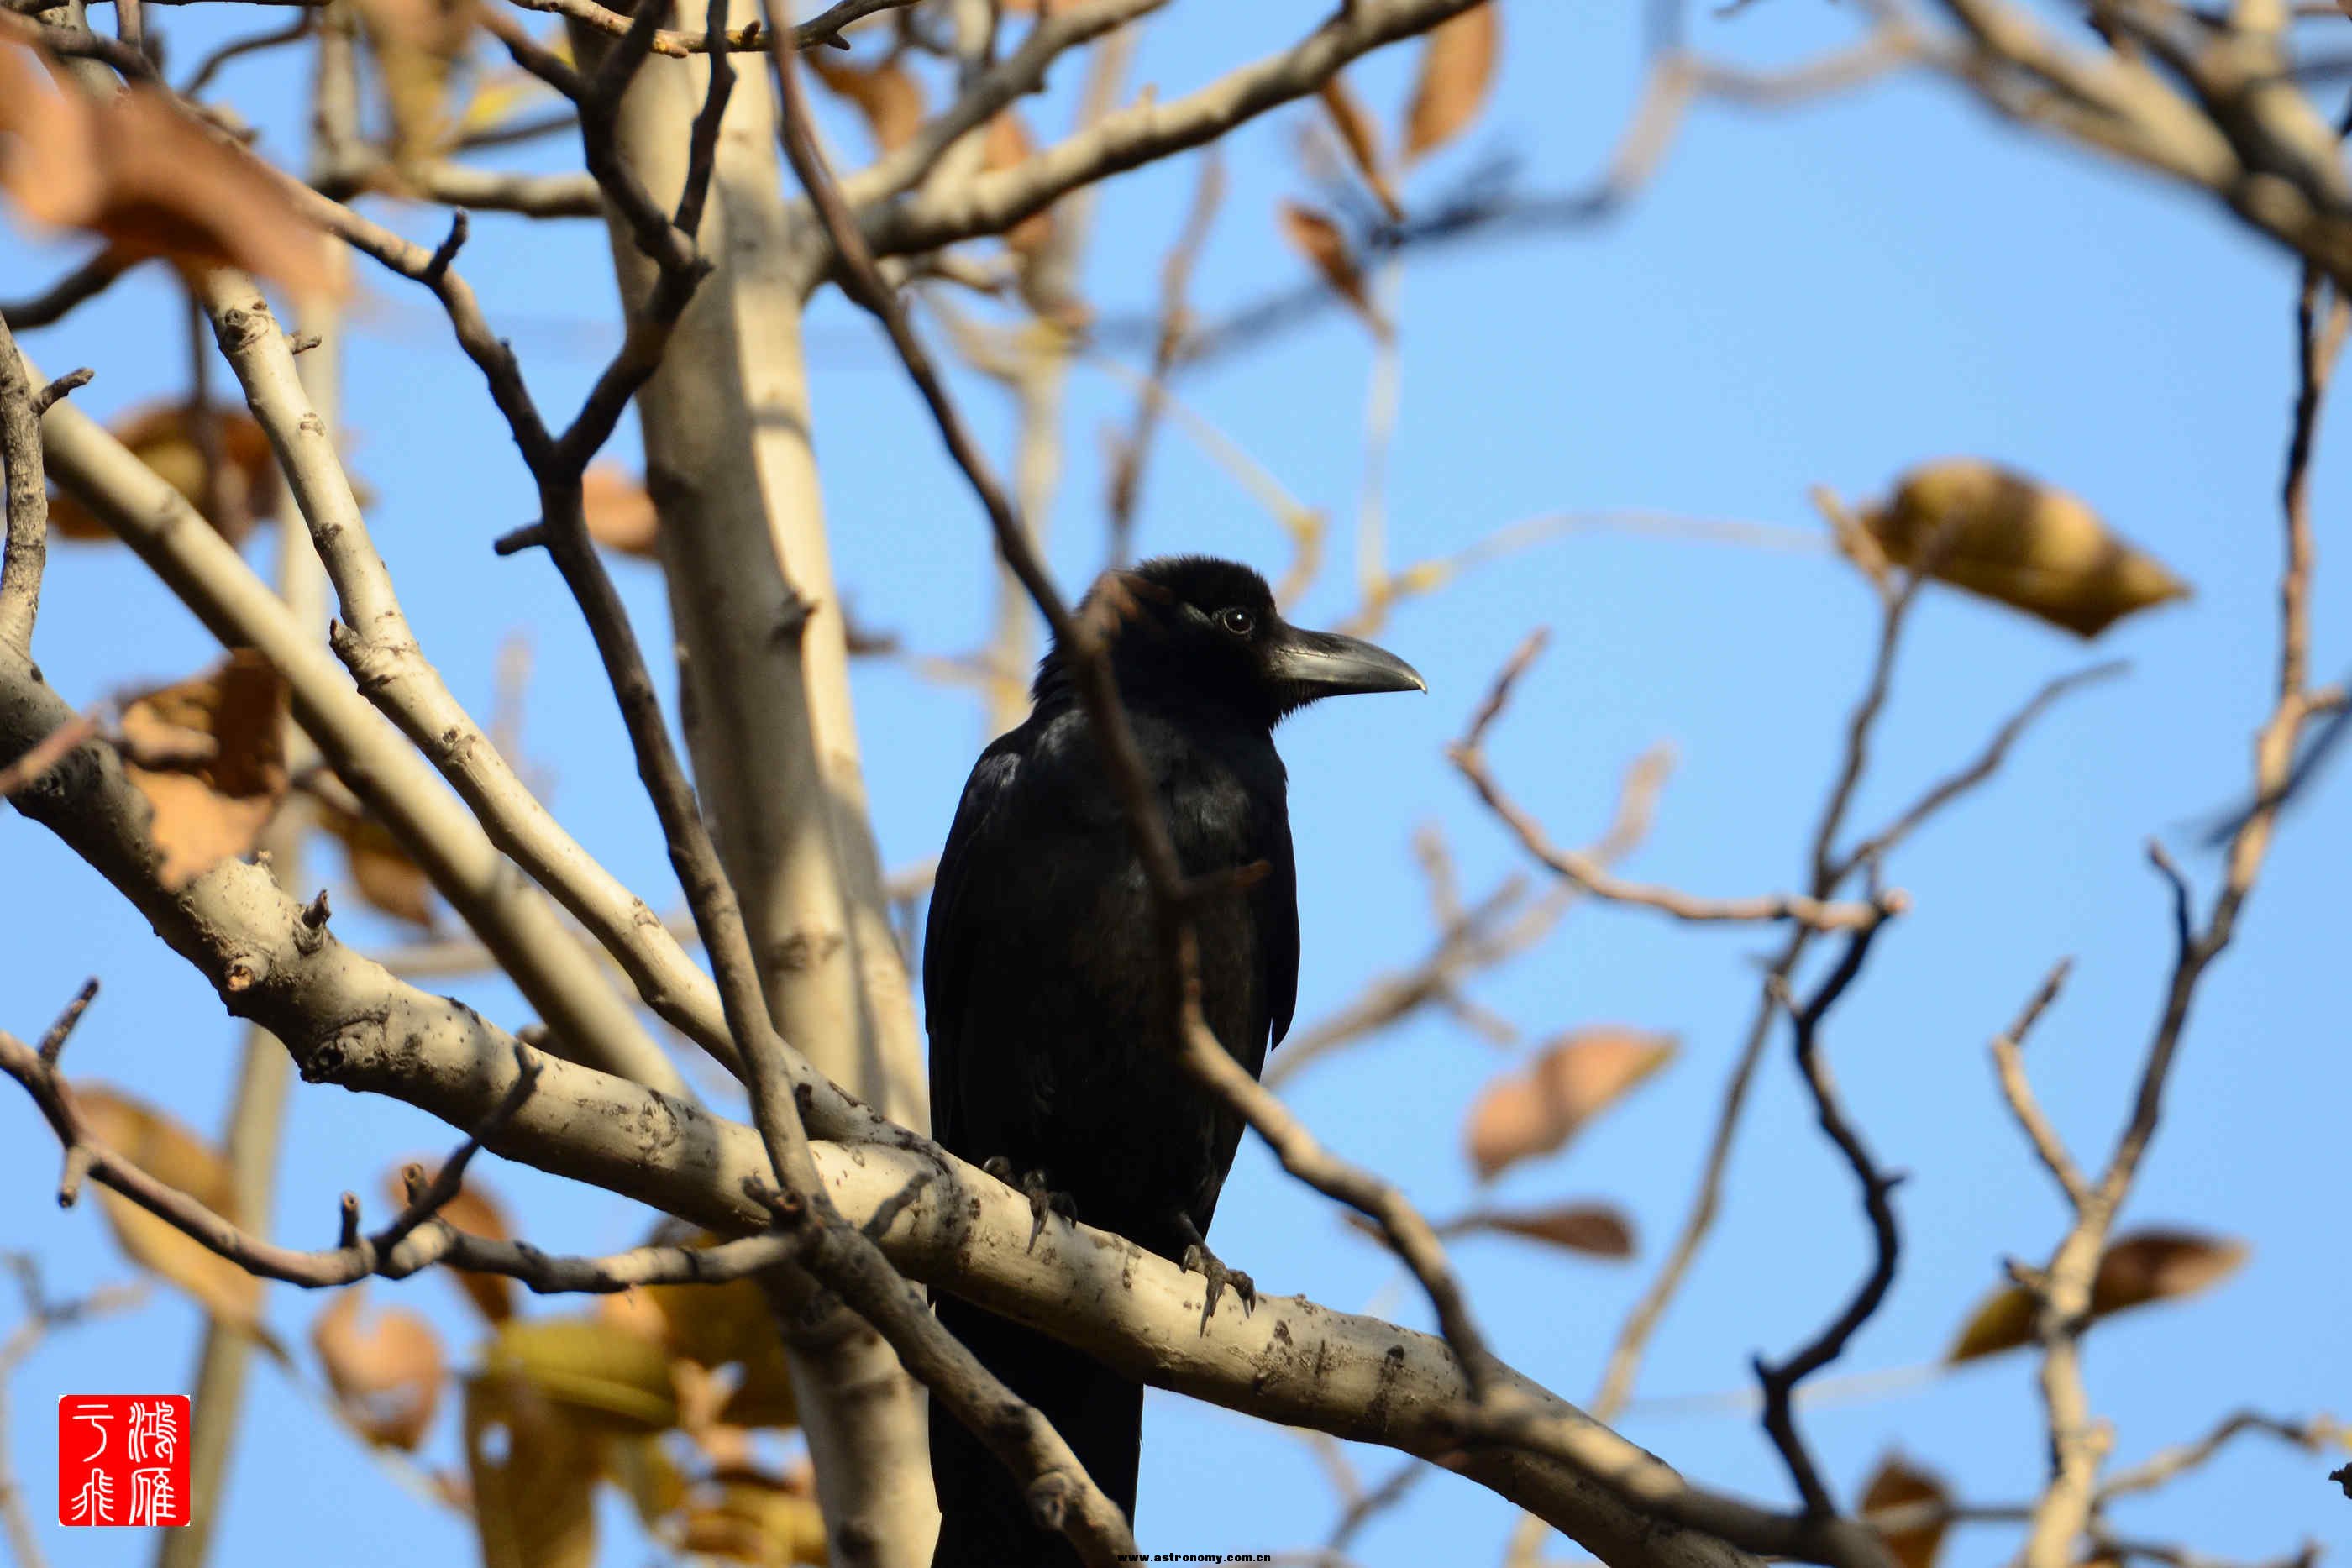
[1172,1214,1254,1329]
[981,1156,1076,1251]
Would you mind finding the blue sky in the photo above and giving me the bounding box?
[4,3,2348,1565]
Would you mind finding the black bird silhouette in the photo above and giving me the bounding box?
[924,556,1424,1567]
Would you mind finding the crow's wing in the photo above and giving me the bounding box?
[1257,803,1300,1050]
[922,730,1029,1153]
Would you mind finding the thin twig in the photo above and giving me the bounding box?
[1752,922,1901,1515]
[1450,633,1899,933]
[1990,959,2086,1207]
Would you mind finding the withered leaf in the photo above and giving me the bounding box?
[600,1236,795,1430]
[381,1162,514,1323]
[486,1315,680,1433]
[606,1433,688,1534]
[1318,77,1403,222]
[465,1371,602,1568]
[1464,1028,1674,1182]
[679,1470,828,1565]
[0,49,342,298]
[49,401,282,546]
[1277,201,1385,339]
[1947,1227,2249,1363]
[581,464,659,558]
[74,1085,267,1335]
[1862,459,2189,637]
[1448,1202,1635,1258]
[118,649,288,892]
[318,802,437,927]
[1860,1451,1950,1568]
[811,55,924,154]
[313,1283,445,1450]
[1402,3,1499,164]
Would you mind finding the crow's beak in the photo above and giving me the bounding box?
[1272,627,1427,700]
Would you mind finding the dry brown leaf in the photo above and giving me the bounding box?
[118,650,288,891]
[1277,201,1385,339]
[74,1085,266,1334]
[581,465,659,558]
[1947,1227,2249,1363]
[1452,1203,1635,1258]
[0,50,342,298]
[353,0,475,161]
[811,55,924,153]
[313,1283,445,1450]
[318,802,436,927]
[1402,3,1499,164]
[1318,77,1403,221]
[1862,459,2190,637]
[984,110,1054,260]
[48,401,282,546]
[1464,1028,1674,1182]
[680,1471,828,1565]
[2091,1228,2250,1316]
[486,1315,681,1433]
[381,1162,514,1323]
[465,1371,602,1568]
[1860,1451,1950,1568]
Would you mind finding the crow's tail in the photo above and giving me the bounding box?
[929,1293,1140,1568]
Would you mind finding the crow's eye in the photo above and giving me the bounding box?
[1215,607,1256,637]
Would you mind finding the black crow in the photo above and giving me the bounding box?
[924,555,1423,1567]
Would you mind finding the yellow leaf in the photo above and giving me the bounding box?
[601,1245,797,1430]
[1402,3,1499,164]
[486,1316,680,1432]
[1948,1227,2248,1363]
[74,1086,266,1335]
[606,1433,688,1532]
[313,1283,445,1450]
[118,650,288,891]
[454,71,548,137]
[465,1371,601,1568]
[1863,459,2189,637]
[1317,77,1402,221]
[1860,1451,1950,1568]
[1464,1028,1674,1182]
[0,50,343,298]
[680,1471,828,1565]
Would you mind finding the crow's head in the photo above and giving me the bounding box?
[1044,555,1424,726]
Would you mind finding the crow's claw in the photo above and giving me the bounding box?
[1173,1216,1254,1329]
[983,1157,1076,1251]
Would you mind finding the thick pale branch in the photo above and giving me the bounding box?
[21,343,686,1097]
[193,270,748,1083]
